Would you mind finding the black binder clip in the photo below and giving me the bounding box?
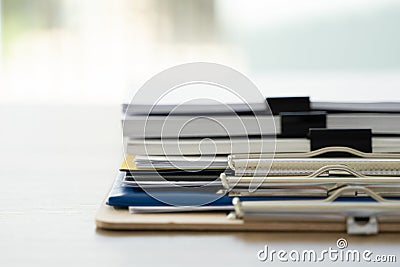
[280,111,327,137]
[309,129,372,156]
[266,97,310,115]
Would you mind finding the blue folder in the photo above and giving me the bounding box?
[107,172,327,207]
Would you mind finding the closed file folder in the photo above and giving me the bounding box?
[107,172,322,207]
[96,185,400,234]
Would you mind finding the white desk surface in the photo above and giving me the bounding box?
[1,105,399,267]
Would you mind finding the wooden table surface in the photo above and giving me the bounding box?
[1,105,399,266]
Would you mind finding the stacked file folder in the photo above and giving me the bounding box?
[97,97,400,234]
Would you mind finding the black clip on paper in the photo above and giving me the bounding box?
[280,111,327,138]
[266,97,310,115]
[309,128,372,157]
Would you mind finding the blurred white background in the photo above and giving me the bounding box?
[1,3,400,266]
[1,0,400,104]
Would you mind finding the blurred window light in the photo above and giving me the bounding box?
[217,0,400,30]
[1,0,400,105]
[216,0,400,71]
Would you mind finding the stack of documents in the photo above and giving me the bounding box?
[122,99,274,155]
[125,97,400,155]
[98,97,400,234]
[113,99,274,209]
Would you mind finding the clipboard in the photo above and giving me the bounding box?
[95,200,400,234]
[97,165,400,234]
[98,148,400,234]
[231,186,400,235]
[95,183,400,235]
